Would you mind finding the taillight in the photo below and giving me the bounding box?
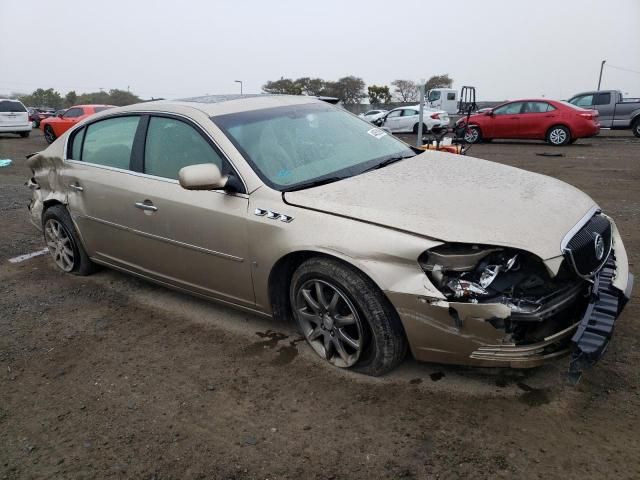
[579,113,593,120]
[430,113,440,120]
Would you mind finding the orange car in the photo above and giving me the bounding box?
[40,104,114,144]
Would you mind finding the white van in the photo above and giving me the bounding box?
[0,99,32,137]
[426,88,458,114]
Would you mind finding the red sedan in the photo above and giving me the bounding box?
[40,104,114,144]
[459,99,600,145]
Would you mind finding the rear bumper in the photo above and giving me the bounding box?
[0,124,31,132]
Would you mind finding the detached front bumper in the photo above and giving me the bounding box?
[569,254,633,383]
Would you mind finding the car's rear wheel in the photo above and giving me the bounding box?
[632,118,640,138]
[290,257,407,376]
[412,122,428,134]
[463,126,482,143]
[546,125,570,146]
[19,131,30,138]
[43,125,56,144]
[43,205,97,276]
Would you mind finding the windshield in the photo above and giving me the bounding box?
[212,102,414,191]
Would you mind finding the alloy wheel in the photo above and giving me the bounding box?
[464,127,479,143]
[295,279,364,368]
[549,128,567,145]
[44,219,75,272]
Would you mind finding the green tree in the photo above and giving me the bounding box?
[64,90,78,107]
[262,78,303,95]
[294,77,325,96]
[19,88,63,109]
[391,79,418,102]
[107,89,141,106]
[367,85,392,105]
[323,76,366,104]
[424,74,453,92]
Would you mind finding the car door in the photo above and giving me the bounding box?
[519,101,557,139]
[594,92,613,127]
[123,114,255,307]
[489,102,524,138]
[64,115,155,269]
[54,107,85,136]
[383,109,403,131]
[399,109,418,132]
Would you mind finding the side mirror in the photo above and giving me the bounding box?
[484,110,494,116]
[179,163,228,191]
[57,113,64,118]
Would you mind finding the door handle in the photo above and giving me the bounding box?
[135,201,158,212]
[69,183,84,192]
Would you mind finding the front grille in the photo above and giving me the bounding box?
[564,214,612,277]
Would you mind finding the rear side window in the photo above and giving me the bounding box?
[595,93,611,105]
[69,127,85,160]
[82,116,140,169]
[144,116,224,180]
[402,109,418,116]
[94,106,112,113]
[447,92,456,100]
[0,100,27,112]
[523,102,555,113]
[570,95,594,107]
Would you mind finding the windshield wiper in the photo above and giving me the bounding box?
[282,176,345,192]
[362,154,414,173]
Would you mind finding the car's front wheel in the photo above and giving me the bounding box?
[412,123,429,134]
[43,125,56,144]
[290,257,407,376]
[43,205,97,275]
[546,125,570,146]
[463,126,482,143]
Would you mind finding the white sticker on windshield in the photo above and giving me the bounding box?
[367,127,387,139]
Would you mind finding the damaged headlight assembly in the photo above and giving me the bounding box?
[418,244,580,316]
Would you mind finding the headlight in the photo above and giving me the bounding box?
[419,244,522,301]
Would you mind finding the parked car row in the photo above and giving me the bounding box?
[40,104,115,144]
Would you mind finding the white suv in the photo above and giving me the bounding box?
[0,99,32,138]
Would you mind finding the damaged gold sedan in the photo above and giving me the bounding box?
[26,95,633,380]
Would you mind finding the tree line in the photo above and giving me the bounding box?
[262,74,453,105]
[14,88,142,109]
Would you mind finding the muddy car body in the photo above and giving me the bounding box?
[27,95,633,378]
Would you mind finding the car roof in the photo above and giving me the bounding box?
[109,94,321,117]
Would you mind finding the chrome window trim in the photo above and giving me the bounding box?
[560,205,601,251]
[62,110,249,194]
[64,159,249,199]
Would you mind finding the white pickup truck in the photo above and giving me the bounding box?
[568,90,640,138]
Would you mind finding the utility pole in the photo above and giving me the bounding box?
[417,79,425,147]
[234,80,243,94]
[597,60,606,91]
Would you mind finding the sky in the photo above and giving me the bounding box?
[1,0,639,101]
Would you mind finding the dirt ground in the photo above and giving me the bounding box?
[1,129,639,480]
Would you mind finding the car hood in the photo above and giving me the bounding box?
[283,151,597,260]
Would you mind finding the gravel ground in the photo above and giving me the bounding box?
[1,128,639,479]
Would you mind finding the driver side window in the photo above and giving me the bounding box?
[387,110,402,118]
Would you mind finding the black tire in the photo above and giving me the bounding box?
[42,205,97,276]
[464,126,482,144]
[44,125,56,144]
[19,131,30,138]
[632,118,640,138]
[290,257,407,376]
[412,122,428,134]
[546,125,571,146]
